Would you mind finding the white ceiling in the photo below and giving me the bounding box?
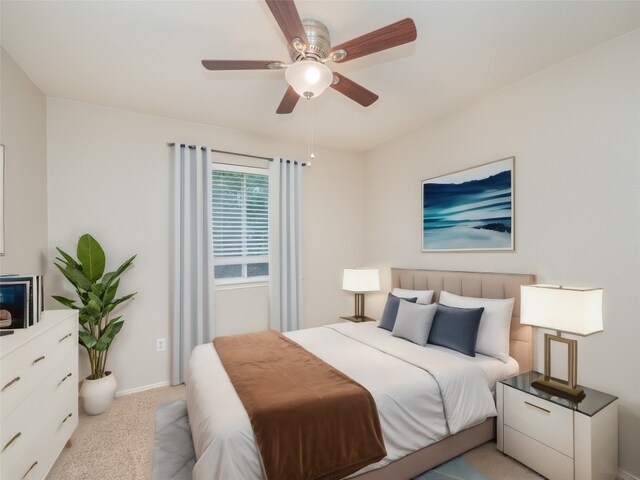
[2,1,640,152]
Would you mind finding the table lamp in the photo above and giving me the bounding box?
[342,268,380,321]
[521,284,603,401]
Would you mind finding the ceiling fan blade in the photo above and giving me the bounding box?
[330,73,378,107]
[330,18,417,63]
[201,60,283,70]
[276,86,300,114]
[265,0,309,49]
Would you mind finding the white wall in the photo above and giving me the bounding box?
[362,29,640,476]
[0,49,47,275]
[46,98,364,393]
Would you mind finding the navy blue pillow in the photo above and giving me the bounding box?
[427,304,484,357]
[378,293,418,331]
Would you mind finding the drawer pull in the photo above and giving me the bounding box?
[2,432,21,452]
[58,372,73,387]
[59,332,72,342]
[32,355,46,365]
[524,400,551,414]
[1,376,20,392]
[61,412,73,425]
[22,460,38,479]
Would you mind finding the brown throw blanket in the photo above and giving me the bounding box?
[213,330,386,480]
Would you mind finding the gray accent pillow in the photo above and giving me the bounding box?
[427,304,484,357]
[392,288,435,305]
[392,301,438,346]
[378,293,418,331]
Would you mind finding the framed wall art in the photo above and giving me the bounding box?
[0,144,4,255]
[422,157,514,252]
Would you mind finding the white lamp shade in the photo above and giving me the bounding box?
[342,269,380,293]
[285,60,333,98]
[521,284,603,335]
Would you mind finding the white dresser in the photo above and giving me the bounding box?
[0,310,78,480]
[497,371,618,480]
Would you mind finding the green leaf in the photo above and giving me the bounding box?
[104,279,120,304]
[85,299,101,317]
[54,262,92,292]
[91,283,104,299]
[56,247,80,269]
[77,234,106,282]
[79,309,99,325]
[94,319,124,351]
[79,332,98,349]
[51,295,78,309]
[106,292,137,312]
[102,255,136,289]
[88,292,103,310]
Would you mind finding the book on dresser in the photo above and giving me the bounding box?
[0,274,44,330]
[0,309,79,479]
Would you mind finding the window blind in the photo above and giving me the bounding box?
[211,165,269,281]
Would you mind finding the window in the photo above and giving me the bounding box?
[212,164,269,283]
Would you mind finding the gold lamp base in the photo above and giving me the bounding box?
[536,331,586,402]
[531,376,585,401]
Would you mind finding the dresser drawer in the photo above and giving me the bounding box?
[0,401,43,480]
[504,386,574,457]
[0,332,50,418]
[31,355,78,415]
[1,316,77,419]
[504,425,573,480]
[43,316,77,367]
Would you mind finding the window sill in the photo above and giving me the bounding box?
[214,279,269,291]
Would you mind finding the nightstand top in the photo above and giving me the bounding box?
[339,316,377,323]
[500,371,618,417]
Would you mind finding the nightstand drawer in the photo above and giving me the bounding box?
[504,426,573,480]
[504,386,573,457]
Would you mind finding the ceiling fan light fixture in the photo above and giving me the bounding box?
[285,60,333,98]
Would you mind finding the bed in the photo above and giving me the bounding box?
[186,269,535,480]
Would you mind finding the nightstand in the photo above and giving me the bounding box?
[497,371,618,480]
[339,316,376,323]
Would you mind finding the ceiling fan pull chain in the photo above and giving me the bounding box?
[307,98,315,163]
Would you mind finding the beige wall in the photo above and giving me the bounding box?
[46,98,364,393]
[362,30,640,476]
[0,49,48,275]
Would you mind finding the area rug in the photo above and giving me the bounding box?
[152,400,487,480]
[152,400,195,480]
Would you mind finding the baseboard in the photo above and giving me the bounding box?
[115,381,170,397]
[619,468,640,480]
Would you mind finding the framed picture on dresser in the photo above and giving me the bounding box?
[422,156,515,252]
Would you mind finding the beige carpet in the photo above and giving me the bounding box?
[48,385,186,480]
[48,385,543,480]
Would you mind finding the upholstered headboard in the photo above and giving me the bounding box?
[391,268,536,373]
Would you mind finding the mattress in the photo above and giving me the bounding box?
[425,343,519,392]
[186,322,516,480]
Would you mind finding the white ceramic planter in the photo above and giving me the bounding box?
[80,371,117,415]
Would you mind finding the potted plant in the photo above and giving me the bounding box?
[53,233,136,415]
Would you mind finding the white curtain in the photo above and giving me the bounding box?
[269,159,304,332]
[171,144,215,385]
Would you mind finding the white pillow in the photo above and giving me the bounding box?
[392,288,434,305]
[392,301,438,346]
[438,291,514,362]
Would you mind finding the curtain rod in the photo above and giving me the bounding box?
[167,143,308,166]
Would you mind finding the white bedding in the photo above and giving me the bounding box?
[186,322,517,480]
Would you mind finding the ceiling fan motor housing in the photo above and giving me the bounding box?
[289,19,331,62]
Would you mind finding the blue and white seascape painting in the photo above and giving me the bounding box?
[422,157,514,251]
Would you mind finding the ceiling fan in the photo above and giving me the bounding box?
[202,0,417,114]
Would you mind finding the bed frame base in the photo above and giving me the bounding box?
[352,418,495,480]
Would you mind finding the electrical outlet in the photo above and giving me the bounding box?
[156,337,167,352]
